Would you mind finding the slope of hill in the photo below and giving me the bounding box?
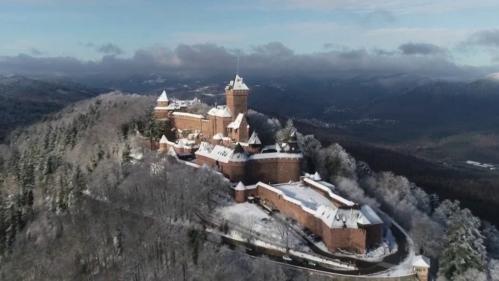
[0,75,102,140]
[0,93,323,281]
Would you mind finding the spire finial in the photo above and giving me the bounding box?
[236,55,240,75]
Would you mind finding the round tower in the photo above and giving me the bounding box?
[154,90,171,119]
[159,135,169,153]
[234,182,247,203]
[412,255,430,281]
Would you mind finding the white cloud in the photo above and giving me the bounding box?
[262,0,499,14]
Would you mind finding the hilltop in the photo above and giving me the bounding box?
[0,91,496,280]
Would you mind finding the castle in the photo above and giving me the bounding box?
[153,74,429,279]
[154,75,302,184]
[153,75,383,255]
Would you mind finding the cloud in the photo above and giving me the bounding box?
[361,10,396,25]
[398,43,446,56]
[0,42,493,81]
[96,43,123,55]
[263,0,499,14]
[29,48,43,56]
[252,42,294,57]
[465,29,499,48]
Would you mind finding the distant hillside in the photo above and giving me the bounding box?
[0,75,102,140]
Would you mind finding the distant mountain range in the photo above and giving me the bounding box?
[0,75,102,140]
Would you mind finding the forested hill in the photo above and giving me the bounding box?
[0,75,102,140]
[0,93,498,280]
[0,93,328,280]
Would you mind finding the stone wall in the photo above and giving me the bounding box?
[255,184,375,254]
[247,157,301,184]
[172,114,204,132]
[154,109,170,119]
[194,154,301,184]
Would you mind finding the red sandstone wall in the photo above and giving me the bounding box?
[220,162,246,182]
[172,115,204,132]
[324,227,367,254]
[195,155,217,168]
[362,224,383,249]
[201,119,213,140]
[247,158,301,184]
[154,110,170,119]
[256,184,369,253]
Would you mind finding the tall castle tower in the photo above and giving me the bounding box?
[225,75,249,120]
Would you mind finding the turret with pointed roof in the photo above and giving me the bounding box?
[157,90,170,106]
[248,131,262,146]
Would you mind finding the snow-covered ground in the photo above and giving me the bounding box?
[216,202,306,250]
[206,227,356,270]
[466,160,496,170]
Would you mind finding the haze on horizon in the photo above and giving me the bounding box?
[1,0,499,80]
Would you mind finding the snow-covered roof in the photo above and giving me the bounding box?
[231,145,248,161]
[248,132,262,145]
[303,177,355,207]
[228,113,245,129]
[177,138,196,147]
[195,144,248,163]
[208,105,232,118]
[359,205,383,225]
[157,90,169,102]
[273,182,336,210]
[172,112,204,119]
[305,172,321,181]
[256,180,382,229]
[159,135,169,144]
[413,255,430,268]
[226,75,249,91]
[248,152,303,160]
[213,133,223,140]
[198,141,214,154]
[234,182,246,191]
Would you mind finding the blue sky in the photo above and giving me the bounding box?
[0,0,498,78]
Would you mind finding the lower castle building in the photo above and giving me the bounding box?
[234,175,383,254]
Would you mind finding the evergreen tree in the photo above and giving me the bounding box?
[122,143,132,164]
[0,195,6,255]
[438,208,486,279]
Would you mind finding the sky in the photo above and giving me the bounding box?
[1,0,499,79]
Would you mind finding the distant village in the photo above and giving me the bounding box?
[152,75,430,281]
